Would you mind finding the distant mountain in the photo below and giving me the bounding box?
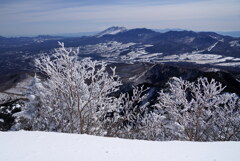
[153,29,240,38]
[216,31,240,38]
[96,26,127,37]
[95,28,159,43]
[0,36,6,39]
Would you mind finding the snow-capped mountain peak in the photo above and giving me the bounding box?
[96,26,127,38]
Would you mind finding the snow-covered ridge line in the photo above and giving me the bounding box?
[0,131,239,161]
[96,26,127,38]
[207,41,218,51]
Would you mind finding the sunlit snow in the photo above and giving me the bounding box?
[0,131,239,161]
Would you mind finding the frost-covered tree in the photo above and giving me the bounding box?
[155,77,240,141]
[11,75,42,130]
[22,42,122,135]
[17,42,149,138]
[103,86,150,139]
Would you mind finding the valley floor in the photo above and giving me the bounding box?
[0,131,239,161]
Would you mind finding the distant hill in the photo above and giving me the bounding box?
[153,28,240,38]
[216,31,240,38]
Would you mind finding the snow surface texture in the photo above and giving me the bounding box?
[0,131,240,161]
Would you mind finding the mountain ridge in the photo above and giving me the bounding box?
[96,26,127,38]
[1,27,240,38]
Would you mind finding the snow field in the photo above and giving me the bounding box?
[0,131,239,161]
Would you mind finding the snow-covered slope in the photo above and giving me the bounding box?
[0,131,239,161]
[96,26,127,37]
[76,41,240,66]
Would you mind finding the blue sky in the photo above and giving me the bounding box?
[0,0,240,36]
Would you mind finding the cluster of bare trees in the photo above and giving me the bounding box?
[14,42,240,141]
[154,77,240,141]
